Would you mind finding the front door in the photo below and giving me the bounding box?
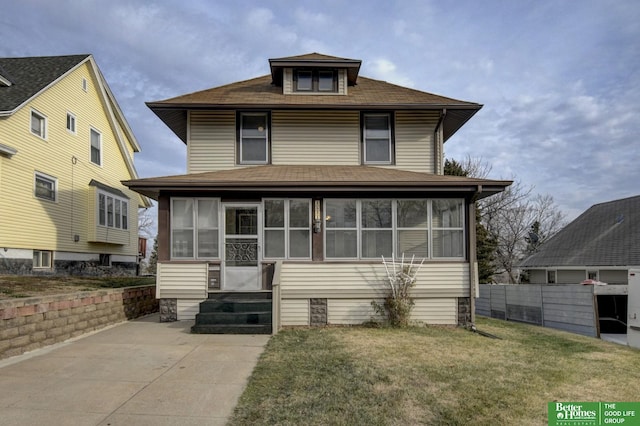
[223,204,261,290]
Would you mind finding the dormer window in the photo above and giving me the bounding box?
[294,69,337,93]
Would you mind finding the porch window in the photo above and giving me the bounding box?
[238,112,269,164]
[362,113,393,164]
[171,198,219,259]
[264,199,311,259]
[325,199,464,260]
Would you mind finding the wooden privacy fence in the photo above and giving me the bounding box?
[476,284,598,337]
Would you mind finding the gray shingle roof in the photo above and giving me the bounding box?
[520,195,640,267]
[0,55,90,113]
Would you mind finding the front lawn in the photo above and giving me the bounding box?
[230,318,640,425]
[0,275,155,299]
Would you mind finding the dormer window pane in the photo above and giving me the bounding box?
[318,71,335,91]
[296,70,313,91]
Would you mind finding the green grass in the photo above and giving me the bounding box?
[229,318,640,426]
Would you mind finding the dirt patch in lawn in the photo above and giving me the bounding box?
[0,275,155,299]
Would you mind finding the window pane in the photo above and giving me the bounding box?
[398,230,429,258]
[226,208,257,235]
[365,115,389,138]
[242,114,267,137]
[67,113,75,132]
[296,70,312,90]
[99,194,106,225]
[397,200,428,228]
[33,251,40,267]
[35,176,55,201]
[90,129,101,165]
[432,199,463,227]
[198,199,218,228]
[325,200,356,228]
[107,197,114,227]
[362,230,392,258]
[31,112,43,136]
[265,229,285,258]
[289,200,310,228]
[115,200,121,228]
[172,230,194,257]
[172,199,194,228]
[289,230,310,258]
[326,230,357,258]
[41,251,51,268]
[122,202,128,230]
[432,230,464,257]
[197,229,218,258]
[362,200,392,228]
[318,71,334,91]
[241,138,267,162]
[265,200,285,227]
[365,138,391,162]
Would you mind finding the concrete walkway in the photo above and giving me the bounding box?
[0,314,270,425]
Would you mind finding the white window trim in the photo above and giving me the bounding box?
[33,250,53,269]
[324,199,465,261]
[239,112,269,165]
[34,171,57,202]
[66,112,76,134]
[363,113,393,165]
[170,197,221,260]
[263,198,312,260]
[90,127,102,166]
[30,109,47,140]
[97,190,129,230]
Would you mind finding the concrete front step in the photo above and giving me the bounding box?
[199,300,272,313]
[195,311,272,325]
[191,323,272,334]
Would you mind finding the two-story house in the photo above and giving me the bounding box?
[0,54,151,276]
[124,53,511,332]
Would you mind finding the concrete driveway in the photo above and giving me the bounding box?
[0,314,270,425]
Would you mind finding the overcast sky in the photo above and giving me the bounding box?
[2,0,638,221]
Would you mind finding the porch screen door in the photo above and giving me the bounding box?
[223,205,260,290]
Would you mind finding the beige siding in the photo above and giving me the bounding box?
[0,62,140,256]
[412,298,457,324]
[271,110,360,165]
[279,262,469,298]
[177,299,203,321]
[157,262,208,299]
[392,111,439,173]
[326,297,457,325]
[327,299,383,324]
[281,299,309,326]
[188,111,236,173]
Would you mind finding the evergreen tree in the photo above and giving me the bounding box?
[147,236,158,275]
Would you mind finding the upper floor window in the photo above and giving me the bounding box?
[98,191,128,230]
[238,112,269,164]
[30,109,47,139]
[294,69,337,93]
[66,112,76,134]
[362,113,393,164]
[34,172,57,201]
[90,128,102,165]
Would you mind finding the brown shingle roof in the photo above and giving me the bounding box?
[123,165,511,200]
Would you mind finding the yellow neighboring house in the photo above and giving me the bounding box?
[0,54,151,275]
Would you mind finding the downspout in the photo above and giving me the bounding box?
[468,185,482,326]
[434,109,446,174]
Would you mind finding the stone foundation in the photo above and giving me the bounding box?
[0,285,158,360]
[310,298,327,326]
[457,297,471,326]
[0,258,137,276]
[159,298,177,322]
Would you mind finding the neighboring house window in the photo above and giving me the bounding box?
[90,128,102,165]
[33,250,52,269]
[97,191,128,230]
[294,69,337,92]
[547,270,556,284]
[325,199,464,260]
[34,172,57,201]
[171,198,220,259]
[30,109,47,139]
[66,112,76,134]
[264,199,311,259]
[82,78,88,92]
[587,270,598,280]
[238,112,269,164]
[362,113,393,164]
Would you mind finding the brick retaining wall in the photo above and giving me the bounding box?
[0,285,159,360]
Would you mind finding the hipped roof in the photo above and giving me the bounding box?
[122,165,512,200]
[520,195,640,268]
